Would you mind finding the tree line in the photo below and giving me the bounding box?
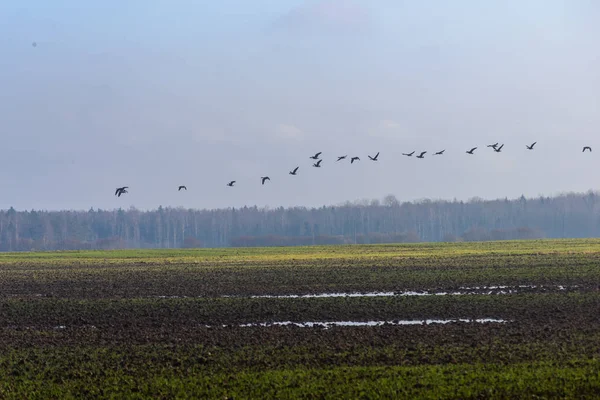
[1,191,599,251]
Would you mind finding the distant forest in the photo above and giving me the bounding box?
[1,192,600,251]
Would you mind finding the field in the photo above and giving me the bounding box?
[0,239,599,398]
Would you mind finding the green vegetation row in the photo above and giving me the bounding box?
[2,355,599,399]
[2,238,600,262]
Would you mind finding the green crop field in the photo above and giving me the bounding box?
[0,239,599,398]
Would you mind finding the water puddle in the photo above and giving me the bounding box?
[458,285,558,290]
[233,285,576,299]
[4,286,576,300]
[10,320,504,331]
[205,318,508,329]
[248,292,397,299]
[154,286,564,300]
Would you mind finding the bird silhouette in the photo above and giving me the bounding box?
[337,155,347,161]
[466,147,478,155]
[583,146,592,152]
[526,142,537,150]
[115,186,128,196]
[310,152,322,160]
[261,176,270,185]
[416,151,427,159]
[368,152,380,161]
[402,151,415,157]
[313,159,323,168]
[289,167,299,175]
[351,157,360,164]
[178,186,187,191]
[227,181,236,187]
[494,144,504,153]
[487,143,499,149]
[32,42,37,48]
[434,150,445,155]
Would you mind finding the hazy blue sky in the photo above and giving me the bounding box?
[1,0,599,210]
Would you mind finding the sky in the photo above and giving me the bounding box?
[1,0,599,210]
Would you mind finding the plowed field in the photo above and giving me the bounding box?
[0,240,599,398]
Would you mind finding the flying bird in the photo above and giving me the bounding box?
[402,151,415,157]
[434,150,445,155]
[32,42,37,47]
[313,159,323,168]
[416,151,427,159]
[466,147,477,155]
[583,146,592,153]
[368,152,380,161]
[350,157,360,164]
[526,142,537,150]
[337,155,347,161]
[115,186,128,196]
[178,186,187,191]
[487,143,499,149]
[309,152,322,160]
[227,181,236,187]
[261,176,270,185]
[494,144,504,153]
[289,167,299,175]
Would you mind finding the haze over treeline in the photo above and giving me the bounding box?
[1,191,600,251]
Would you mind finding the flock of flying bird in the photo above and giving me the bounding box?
[113,142,594,197]
[26,43,596,197]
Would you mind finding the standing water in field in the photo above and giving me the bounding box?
[200,318,509,329]
[236,285,574,299]
[147,285,575,299]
